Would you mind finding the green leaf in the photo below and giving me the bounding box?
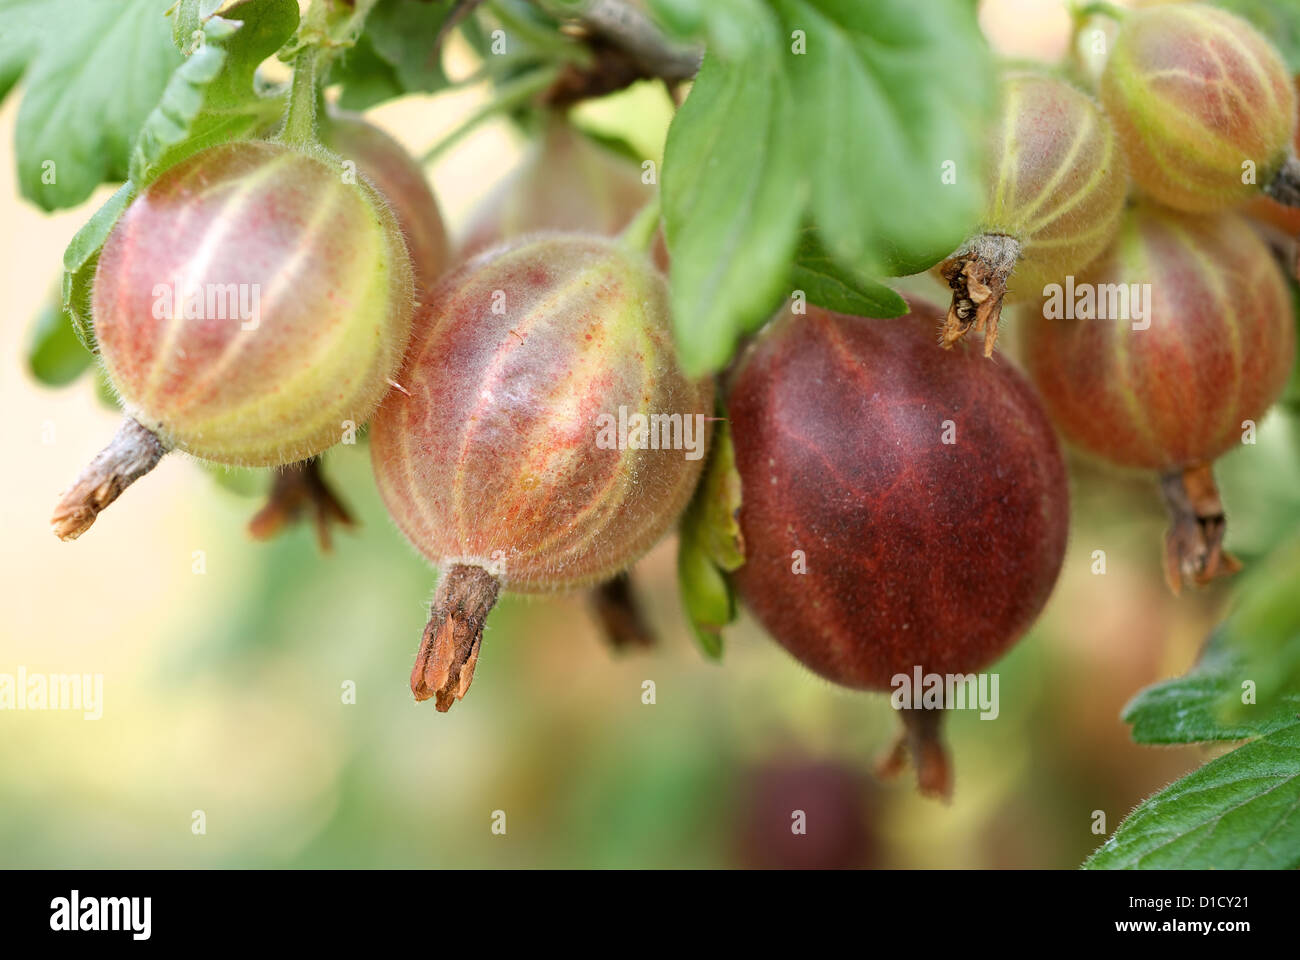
[27,292,93,387]
[129,0,299,187]
[1211,0,1300,72]
[362,0,454,94]
[1084,719,1300,869]
[10,0,182,210]
[676,534,732,660]
[331,0,464,109]
[790,229,908,318]
[659,0,994,374]
[676,406,746,660]
[1124,532,1300,744]
[1123,629,1300,744]
[61,182,137,352]
[661,6,805,376]
[689,416,745,572]
[772,0,993,275]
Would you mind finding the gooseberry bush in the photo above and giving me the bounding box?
[7,0,1300,869]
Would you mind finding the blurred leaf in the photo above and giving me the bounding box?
[1124,531,1300,744]
[1211,0,1300,72]
[7,0,182,210]
[1084,719,1300,869]
[129,0,298,187]
[1280,273,1300,413]
[0,0,49,103]
[362,0,455,93]
[790,229,909,319]
[332,33,404,110]
[27,295,93,386]
[646,0,705,39]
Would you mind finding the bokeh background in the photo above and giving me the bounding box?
[3,0,1299,869]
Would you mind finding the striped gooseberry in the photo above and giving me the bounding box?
[459,112,667,268]
[1023,203,1295,592]
[51,139,414,540]
[1099,3,1300,214]
[370,232,711,710]
[941,72,1128,355]
[248,113,451,548]
[322,111,449,289]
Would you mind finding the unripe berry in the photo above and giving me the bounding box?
[941,73,1128,355]
[371,232,711,710]
[52,139,414,539]
[1100,3,1299,213]
[460,113,666,268]
[728,301,1070,796]
[1248,76,1300,240]
[322,112,449,288]
[1023,204,1295,591]
[242,116,450,550]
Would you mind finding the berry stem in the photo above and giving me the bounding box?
[247,460,355,552]
[412,563,502,711]
[1264,154,1300,209]
[1071,1,1128,25]
[51,418,169,541]
[876,708,953,801]
[938,233,1022,357]
[1159,463,1241,595]
[279,45,323,148]
[420,65,563,167]
[589,572,656,650]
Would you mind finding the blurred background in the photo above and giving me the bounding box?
[2,0,1298,869]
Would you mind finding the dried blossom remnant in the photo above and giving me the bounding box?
[1264,156,1300,210]
[876,708,953,802]
[412,564,502,711]
[590,572,656,651]
[51,418,168,541]
[247,460,355,552]
[1160,463,1242,595]
[938,233,1021,357]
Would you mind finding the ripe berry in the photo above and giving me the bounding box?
[51,139,414,539]
[370,232,711,710]
[1100,3,1299,213]
[728,300,1070,796]
[459,112,666,267]
[322,112,449,288]
[1023,203,1295,592]
[941,72,1128,355]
